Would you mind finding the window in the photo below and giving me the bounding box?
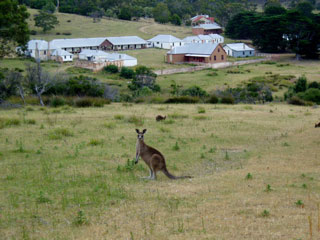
[214,55,216,61]
[218,48,220,52]
[221,55,224,60]
[243,51,245,55]
[64,56,66,59]
[250,51,252,55]
[44,50,46,54]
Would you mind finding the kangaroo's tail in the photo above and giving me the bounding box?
[163,167,192,180]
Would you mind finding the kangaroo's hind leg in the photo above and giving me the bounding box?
[150,154,164,180]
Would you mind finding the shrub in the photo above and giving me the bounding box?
[0,118,21,129]
[127,115,144,126]
[294,76,307,93]
[221,95,235,104]
[49,128,73,140]
[308,81,320,89]
[288,96,306,106]
[120,67,135,79]
[30,30,37,35]
[104,65,118,74]
[50,96,66,107]
[182,86,208,97]
[24,119,36,125]
[74,98,93,107]
[165,96,200,103]
[62,32,72,35]
[298,88,320,104]
[207,94,218,104]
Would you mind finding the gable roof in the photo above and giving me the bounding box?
[193,23,222,30]
[106,36,147,46]
[208,34,224,39]
[79,49,136,61]
[183,36,201,43]
[191,15,209,21]
[51,48,73,56]
[79,49,109,57]
[198,34,213,41]
[50,38,107,49]
[224,43,254,51]
[148,35,182,43]
[27,40,48,50]
[167,43,219,56]
[183,34,224,43]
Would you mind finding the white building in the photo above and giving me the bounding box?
[183,34,224,45]
[79,49,137,67]
[50,38,107,54]
[223,43,255,58]
[26,40,50,61]
[51,48,73,62]
[147,35,183,49]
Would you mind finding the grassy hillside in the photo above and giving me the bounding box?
[1,103,320,239]
[27,8,192,41]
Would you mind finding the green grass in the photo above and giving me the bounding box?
[0,103,320,239]
[27,8,192,41]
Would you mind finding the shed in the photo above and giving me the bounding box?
[223,43,255,58]
[102,36,147,51]
[147,35,183,49]
[51,48,73,62]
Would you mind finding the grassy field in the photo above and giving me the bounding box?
[27,8,192,41]
[0,103,320,239]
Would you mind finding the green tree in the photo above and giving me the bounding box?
[153,2,171,23]
[42,1,56,13]
[170,14,181,26]
[118,6,132,20]
[0,0,30,58]
[34,10,59,32]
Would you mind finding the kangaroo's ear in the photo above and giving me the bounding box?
[142,129,147,134]
[135,129,140,133]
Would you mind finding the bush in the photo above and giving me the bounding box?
[288,96,306,106]
[104,65,118,73]
[165,96,200,103]
[182,86,208,97]
[62,32,72,35]
[50,96,66,107]
[74,98,93,107]
[294,76,307,93]
[221,95,235,104]
[30,30,37,35]
[207,94,218,104]
[308,81,320,89]
[298,88,320,104]
[120,67,135,79]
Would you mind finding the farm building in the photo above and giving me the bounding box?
[190,15,214,26]
[78,49,137,67]
[51,49,73,62]
[147,35,183,49]
[192,23,223,35]
[223,43,255,58]
[166,43,227,64]
[50,38,107,54]
[101,36,147,51]
[183,34,224,44]
[26,40,50,61]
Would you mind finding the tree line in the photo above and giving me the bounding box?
[225,0,320,58]
[17,0,257,26]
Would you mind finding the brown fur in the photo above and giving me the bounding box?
[135,129,192,180]
[156,115,166,121]
[315,122,320,128]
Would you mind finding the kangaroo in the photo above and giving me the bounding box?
[156,115,166,121]
[315,122,320,128]
[135,129,192,180]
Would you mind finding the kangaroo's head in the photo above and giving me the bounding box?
[136,129,147,140]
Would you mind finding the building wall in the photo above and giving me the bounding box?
[206,45,227,63]
[204,29,223,35]
[166,54,185,63]
[223,46,255,57]
[192,28,204,35]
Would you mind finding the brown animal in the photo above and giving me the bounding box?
[135,129,192,180]
[315,122,320,128]
[156,115,166,121]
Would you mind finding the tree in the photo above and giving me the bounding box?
[226,12,259,39]
[34,10,59,33]
[0,0,30,58]
[118,6,132,20]
[170,14,181,26]
[42,1,56,13]
[153,3,171,23]
[25,60,52,106]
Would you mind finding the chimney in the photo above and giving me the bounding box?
[243,43,245,50]
[35,42,39,60]
[47,41,50,60]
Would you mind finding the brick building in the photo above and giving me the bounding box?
[192,23,223,35]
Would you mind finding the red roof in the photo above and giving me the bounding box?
[192,16,215,23]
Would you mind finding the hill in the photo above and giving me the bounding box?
[27,8,192,41]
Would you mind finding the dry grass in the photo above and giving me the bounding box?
[0,103,320,239]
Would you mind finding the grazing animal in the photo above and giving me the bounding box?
[156,115,166,121]
[315,122,320,128]
[135,129,192,180]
